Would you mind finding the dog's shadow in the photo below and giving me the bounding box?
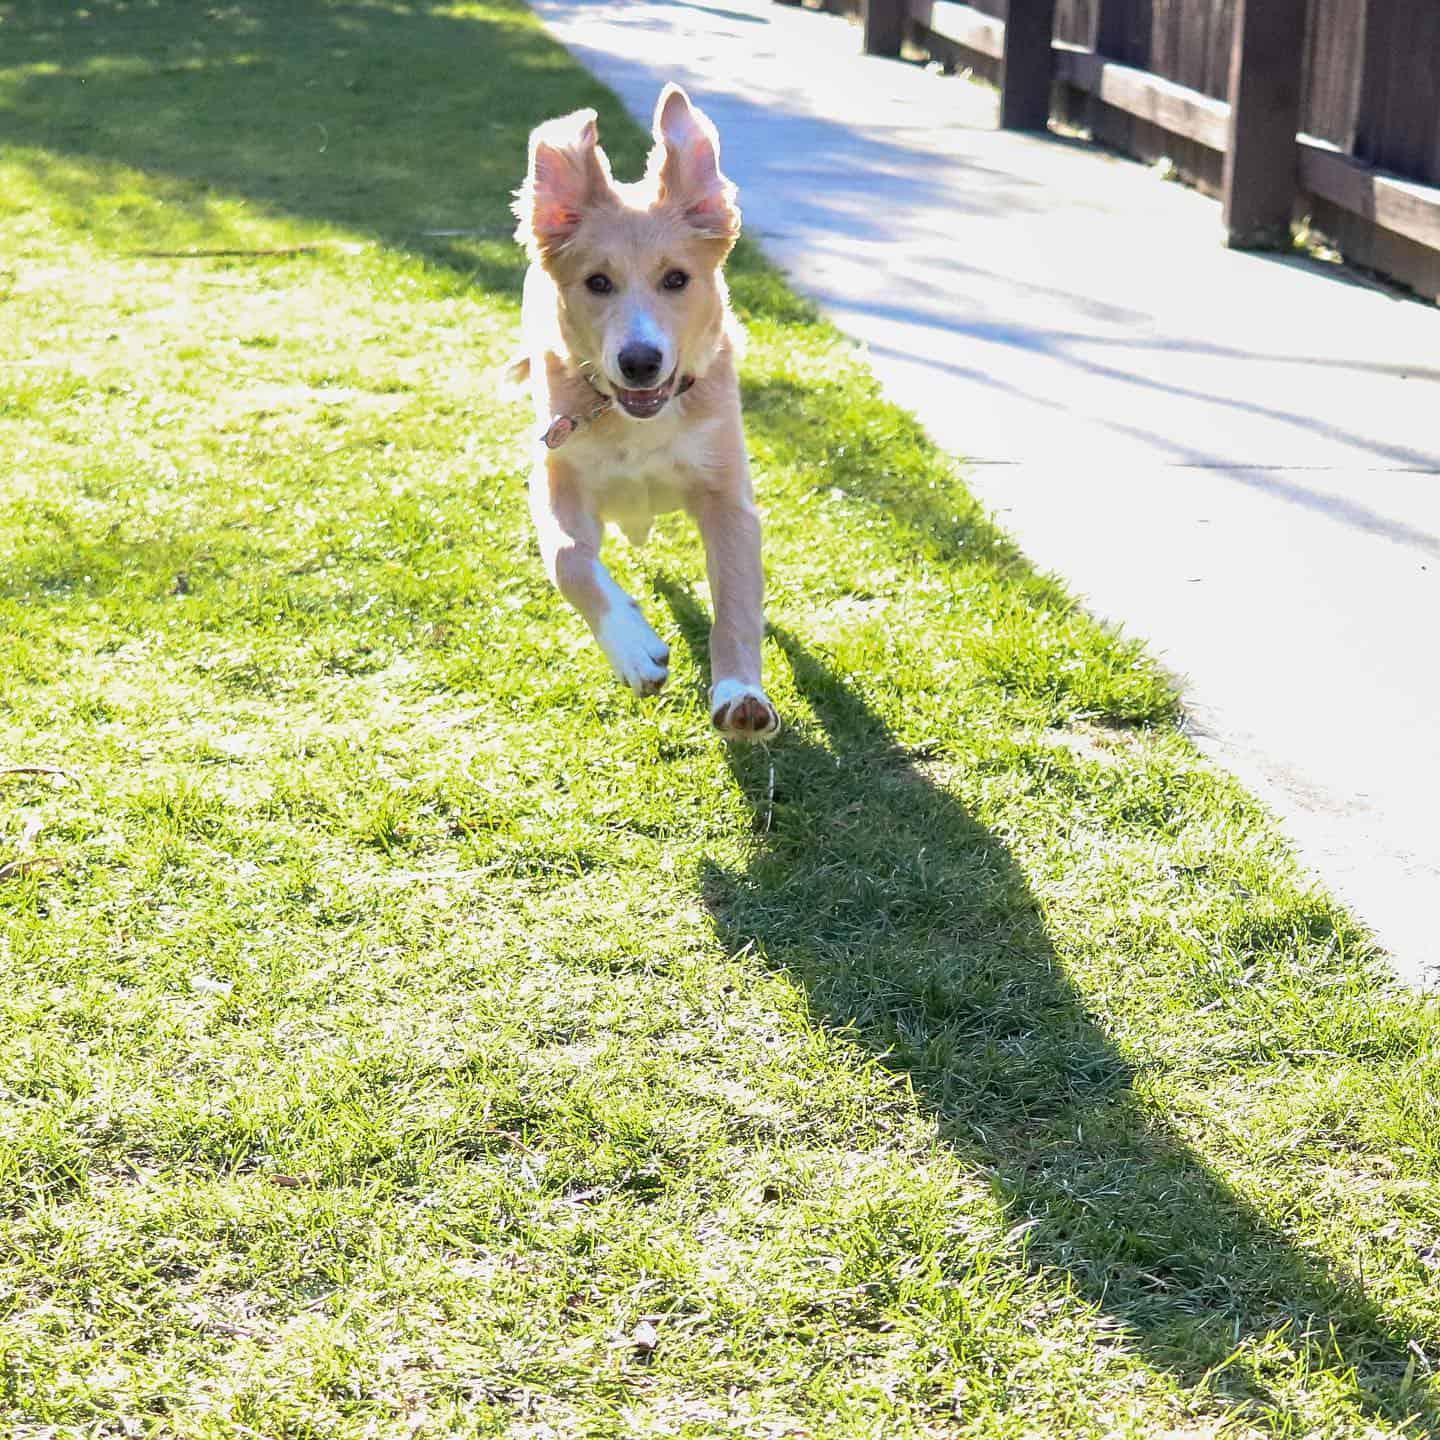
[658,577,1432,1430]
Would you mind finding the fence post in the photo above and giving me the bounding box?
[863,0,906,57]
[1221,0,1308,248]
[1000,0,1059,131]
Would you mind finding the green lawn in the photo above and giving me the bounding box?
[2,2,1438,1436]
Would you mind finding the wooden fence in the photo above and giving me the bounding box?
[828,0,1440,298]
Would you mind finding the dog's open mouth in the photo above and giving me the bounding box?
[613,373,676,419]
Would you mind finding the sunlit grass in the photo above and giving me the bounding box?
[1,2,1438,1436]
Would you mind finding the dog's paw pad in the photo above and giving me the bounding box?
[710,680,780,742]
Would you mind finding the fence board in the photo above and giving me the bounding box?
[1301,0,1364,149]
[1355,0,1440,184]
[924,0,1006,57]
[1055,0,1095,46]
[1057,45,1230,149]
[1301,140,1440,253]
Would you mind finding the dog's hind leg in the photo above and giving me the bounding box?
[530,461,670,697]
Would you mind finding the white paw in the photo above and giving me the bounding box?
[595,601,670,696]
[710,679,780,741]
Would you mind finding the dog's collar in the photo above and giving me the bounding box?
[541,373,695,450]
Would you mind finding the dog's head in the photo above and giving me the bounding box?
[514,85,740,420]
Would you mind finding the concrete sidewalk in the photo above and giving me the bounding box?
[533,0,1440,984]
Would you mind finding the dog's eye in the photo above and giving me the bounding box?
[661,268,689,291]
[585,273,613,295]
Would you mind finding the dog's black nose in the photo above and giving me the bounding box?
[617,343,664,389]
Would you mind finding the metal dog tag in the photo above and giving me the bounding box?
[542,415,575,449]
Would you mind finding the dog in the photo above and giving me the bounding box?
[511,84,779,740]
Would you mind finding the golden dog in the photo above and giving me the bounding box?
[512,84,778,740]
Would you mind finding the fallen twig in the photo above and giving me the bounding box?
[0,765,76,784]
[0,856,63,881]
[266,1172,317,1189]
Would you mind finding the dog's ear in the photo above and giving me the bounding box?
[513,108,613,260]
[652,85,740,245]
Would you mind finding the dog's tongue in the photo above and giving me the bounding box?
[614,375,675,418]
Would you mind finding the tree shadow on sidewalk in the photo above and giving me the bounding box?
[660,578,1434,1432]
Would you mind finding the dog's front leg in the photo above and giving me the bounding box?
[690,488,780,740]
[530,459,670,695]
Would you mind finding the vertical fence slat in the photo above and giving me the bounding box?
[1221,0,1307,247]
[1094,0,1128,57]
[1001,0,1060,130]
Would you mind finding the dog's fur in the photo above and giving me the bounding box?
[512,85,778,739]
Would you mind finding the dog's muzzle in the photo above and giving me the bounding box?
[541,374,696,449]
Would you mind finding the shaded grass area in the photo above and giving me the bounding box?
[2,1,1439,1436]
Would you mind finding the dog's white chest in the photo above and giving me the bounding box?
[572,412,721,545]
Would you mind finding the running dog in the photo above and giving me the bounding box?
[512,84,779,740]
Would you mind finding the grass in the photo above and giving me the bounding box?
[1,1,1438,1435]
